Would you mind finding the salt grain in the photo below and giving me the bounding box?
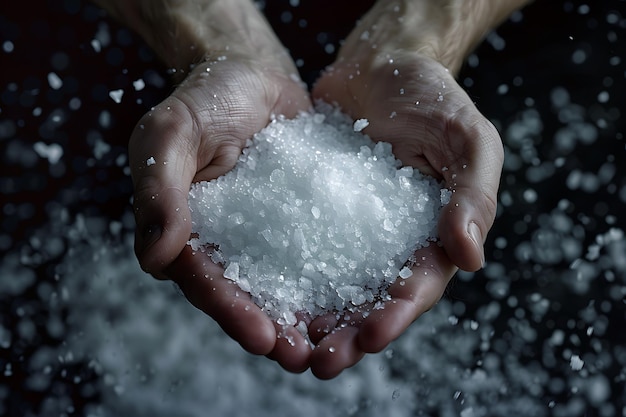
[108,89,123,103]
[353,118,369,132]
[146,157,156,166]
[570,354,584,371]
[47,72,63,90]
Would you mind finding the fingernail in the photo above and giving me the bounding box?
[468,222,485,268]
[141,224,162,251]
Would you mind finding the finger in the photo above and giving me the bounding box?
[168,246,277,356]
[265,323,312,373]
[438,107,503,271]
[310,326,364,380]
[358,244,456,353]
[129,98,198,277]
[308,313,340,345]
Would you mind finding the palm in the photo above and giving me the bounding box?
[308,53,503,378]
[128,56,313,372]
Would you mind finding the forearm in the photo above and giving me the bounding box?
[341,0,533,74]
[92,0,292,75]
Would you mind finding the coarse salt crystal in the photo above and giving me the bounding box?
[570,354,584,371]
[109,89,124,103]
[353,118,369,132]
[146,157,156,166]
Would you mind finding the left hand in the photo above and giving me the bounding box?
[308,50,503,379]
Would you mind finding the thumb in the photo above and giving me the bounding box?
[437,112,503,272]
[129,101,198,278]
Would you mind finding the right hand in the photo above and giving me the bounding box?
[128,53,313,372]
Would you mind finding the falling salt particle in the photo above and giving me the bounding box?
[570,354,584,371]
[389,111,397,119]
[353,119,369,132]
[328,346,336,353]
[33,142,63,164]
[393,69,399,76]
[109,89,124,103]
[597,91,609,103]
[572,49,587,64]
[146,157,156,166]
[437,92,444,102]
[3,40,14,53]
[47,72,63,90]
[90,39,101,52]
[133,79,145,91]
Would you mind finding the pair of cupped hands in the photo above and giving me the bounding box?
[127,27,503,379]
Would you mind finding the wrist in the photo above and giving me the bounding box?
[339,0,531,75]
[94,0,296,77]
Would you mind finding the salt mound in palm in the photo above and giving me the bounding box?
[188,103,450,325]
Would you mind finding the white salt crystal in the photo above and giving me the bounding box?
[33,142,63,164]
[353,118,369,132]
[570,354,584,371]
[47,72,63,90]
[146,157,156,166]
[90,39,101,52]
[133,79,145,91]
[399,267,413,279]
[109,89,124,103]
[223,262,240,281]
[187,103,448,323]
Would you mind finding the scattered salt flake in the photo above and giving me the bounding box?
[109,89,124,103]
[90,39,101,52]
[47,72,63,90]
[146,157,156,166]
[133,79,145,91]
[353,118,369,132]
[33,141,63,164]
[570,354,584,371]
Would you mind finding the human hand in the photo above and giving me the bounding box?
[307,3,505,378]
[129,54,313,371]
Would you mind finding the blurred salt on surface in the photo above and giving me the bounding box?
[188,103,449,323]
[146,157,156,166]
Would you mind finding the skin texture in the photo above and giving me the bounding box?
[93,0,532,378]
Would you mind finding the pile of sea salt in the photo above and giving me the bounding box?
[188,103,450,325]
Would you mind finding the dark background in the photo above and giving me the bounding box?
[1,0,625,415]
